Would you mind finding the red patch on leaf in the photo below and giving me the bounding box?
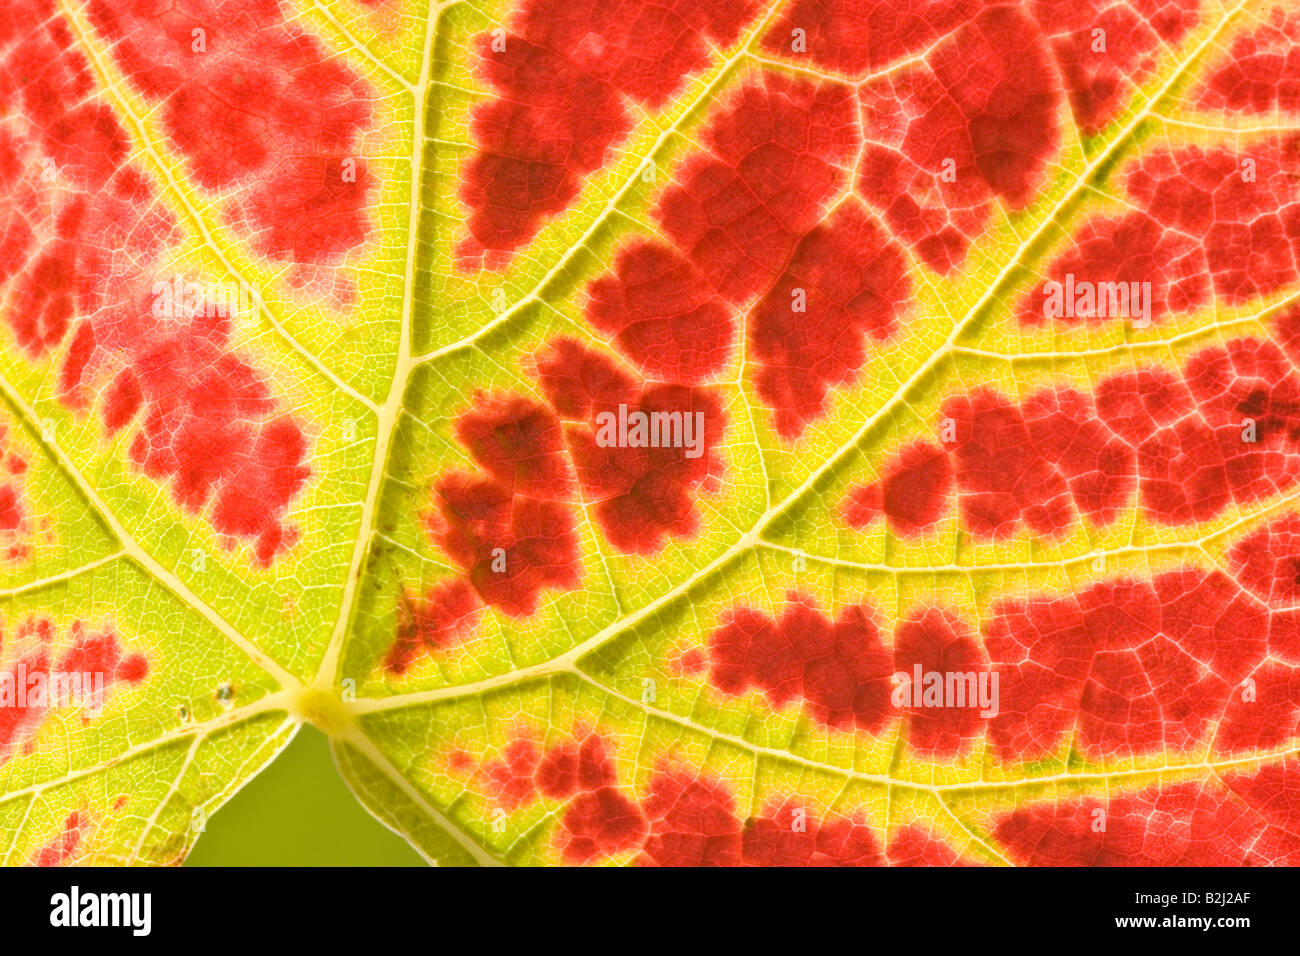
[455,395,573,499]
[576,74,919,438]
[103,370,143,433]
[480,732,648,862]
[742,801,884,866]
[32,811,86,867]
[1228,513,1300,605]
[1018,213,1208,326]
[1214,659,1300,754]
[1025,139,1300,325]
[749,203,912,438]
[456,0,759,266]
[574,72,861,414]
[941,387,1134,538]
[856,5,1060,272]
[57,621,150,688]
[984,570,1267,762]
[656,74,860,302]
[848,325,1300,540]
[384,579,483,675]
[765,0,1195,135]
[125,321,312,564]
[85,0,375,267]
[995,771,1300,865]
[1033,0,1200,135]
[1221,758,1300,853]
[894,608,991,758]
[705,596,995,757]
[706,593,895,734]
[637,769,743,866]
[584,242,734,385]
[484,734,977,866]
[698,567,1276,764]
[762,0,987,76]
[842,441,954,536]
[1197,9,1300,115]
[558,787,649,863]
[431,473,581,616]
[484,738,543,811]
[0,484,22,535]
[1,618,147,765]
[1139,336,1300,523]
[536,340,726,554]
[0,640,52,764]
[887,825,980,866]
[385,396,588,673]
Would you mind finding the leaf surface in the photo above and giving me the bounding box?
[3,0,1300,866]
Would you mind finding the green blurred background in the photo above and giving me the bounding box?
[185,725,426,866]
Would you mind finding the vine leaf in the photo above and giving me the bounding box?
[3,0,1300,866]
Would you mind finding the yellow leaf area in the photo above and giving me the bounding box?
[2,0,1299,866]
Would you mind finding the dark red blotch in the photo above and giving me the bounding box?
[995,770,1300,865]
[536,339,727,554]
[478,730,971,866]
[457,0,758,266]
[384,397,581,673]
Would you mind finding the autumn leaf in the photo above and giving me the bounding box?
[3,0,1300,867]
